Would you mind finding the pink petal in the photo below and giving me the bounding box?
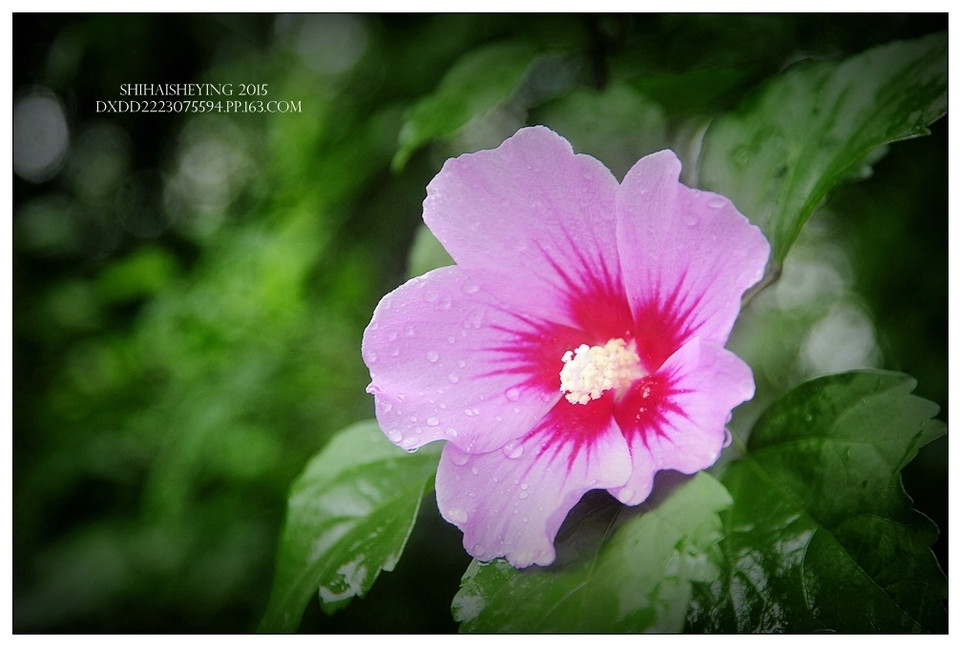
[362,265,579,454]
[609,337,755,505]
[423,126,630,335]
[615,150,769,370]
[436,401,631,567]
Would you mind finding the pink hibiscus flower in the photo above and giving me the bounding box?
[362,126,769,568]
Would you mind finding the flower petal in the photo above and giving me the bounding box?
[362,265,579,454]
[424,126,628,333]
[616,150,770,369]
[610,337,755,505]
[436,402,631,567]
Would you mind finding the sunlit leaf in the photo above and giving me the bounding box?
[454,472,731,633]
[689,370,946,633]
[258,420,441,632]
[700,32,946,264]
[393,41,538,171]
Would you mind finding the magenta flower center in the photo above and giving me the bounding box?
[559,338,646,405]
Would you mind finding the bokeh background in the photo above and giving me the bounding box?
[12,14,946,633]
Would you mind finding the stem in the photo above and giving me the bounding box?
[741,262,782,309]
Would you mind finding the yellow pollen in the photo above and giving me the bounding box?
[559,338,644,405]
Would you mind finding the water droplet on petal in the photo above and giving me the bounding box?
[505,387,521,401]
[448,373,460,383]
[472,543,486,557]
[367,352,378,364]
[445,428,458,438]
[470,466,479,475]
[386,429,402,443]
[426,417,439,427]
[707,197,726,209]
[502,442,523,459]
[387,331,398,341]
[462,281,480,294]
[620,488,635,502]
[450,451,470,466]
[723,428,733,447]
[426,350,439,363]
[400,436,419,450]
[685,216,698,227]
[389,347,400,357]
[447,508,468,524]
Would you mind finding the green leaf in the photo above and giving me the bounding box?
[406,223,453,279]
[535,82,668,180]
[690,370,946,633]
[392,41,539,171]
[700,32,946,264]
[257,420,441,632]
[454,472,732,633]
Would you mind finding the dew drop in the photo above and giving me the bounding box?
[470,466,479,475]
[426,417,439,427]
[425,290,439,303]
[448,373,460,384]
[426,350,439,363]
[400,436,419,450]
[450,451,470,466]
[472,543,486,557]
[447,508,468,524]
[464,407,480,417]
[722,427,733,448]
[367,352,378,364]
[505,387,521,402]
[518,491,529,499]
[387,429,402,443]
[389,347,400,357]
[445,428,458,438]
[685,216,698,227]
[503,442,523,459]
[707,196,726,209]
[458,360,467,369]
[620,488,635,502]
[447,335,457,344]
[387,331,398,342]
[462,280,480,294]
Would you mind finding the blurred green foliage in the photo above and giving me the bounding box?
[12,14,945,633]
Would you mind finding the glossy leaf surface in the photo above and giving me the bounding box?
[700,32,946,264]
[393,41,538,170]
[258,420,441,632]
[689,370,946,633]
[454,472,731,632]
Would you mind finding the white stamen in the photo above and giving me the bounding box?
[559,338,644,405]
